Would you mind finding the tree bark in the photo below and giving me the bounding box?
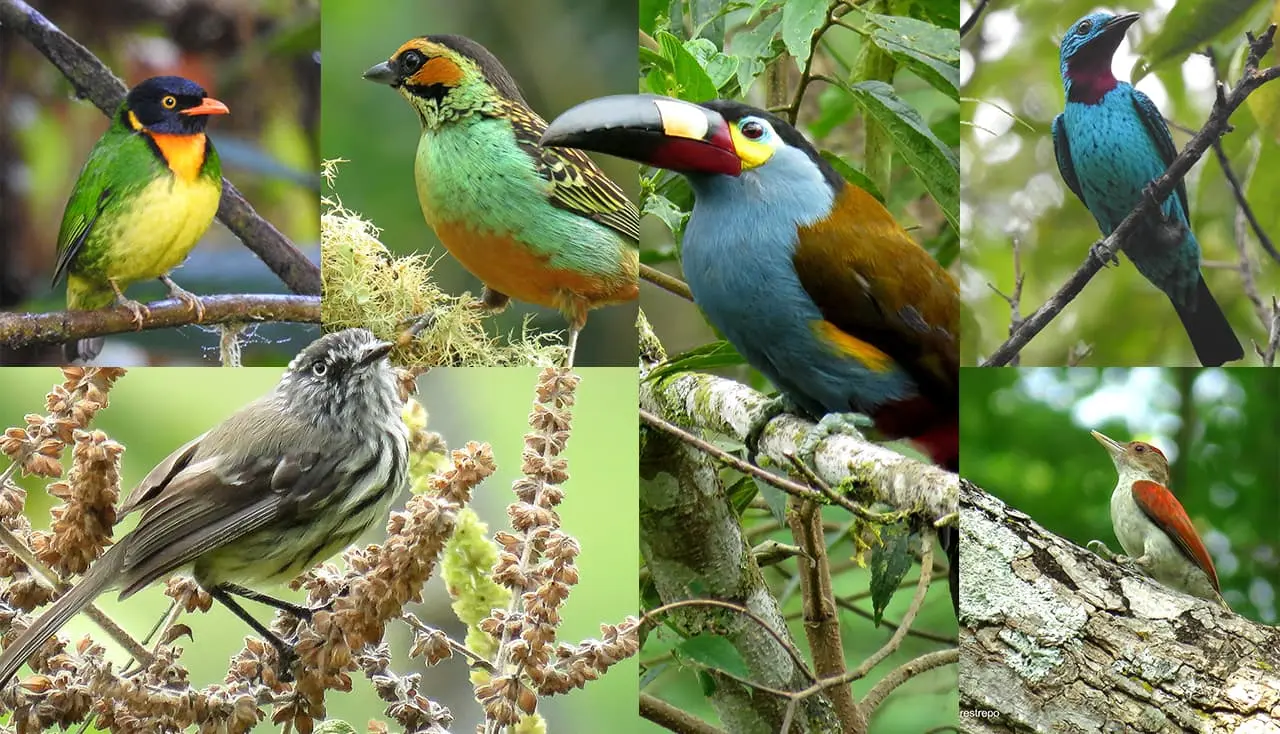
[959,479,1280,733]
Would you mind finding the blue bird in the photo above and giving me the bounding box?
[1053,11,1242,365]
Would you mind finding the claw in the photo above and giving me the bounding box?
[473,287,510,314]
[797,413,869,467]
[109,279,149,329]
[1089,242,1120,268]
[160,275,204,321]
[745,396,796,465]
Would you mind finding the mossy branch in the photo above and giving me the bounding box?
[0,0,321,296]
[0,294,319,348]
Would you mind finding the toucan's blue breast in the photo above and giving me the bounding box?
[681,147,917,417]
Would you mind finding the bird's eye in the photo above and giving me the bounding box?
[311,362,328,377]
[161,95,177,110]
[739,117,771,141]
[400,50,424,75]
[1134,444,1145,453]
[1077,20,1093,34]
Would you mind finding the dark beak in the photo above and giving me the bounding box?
[359,340,395,367]
[1104,12,1141,33]
[541,94,742,176]
[363,61,399,86]
[181,97,230,116]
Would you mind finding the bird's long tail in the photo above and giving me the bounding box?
[0,546,122,685]
[1172,276,1243,366]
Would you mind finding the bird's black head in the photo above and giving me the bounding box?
[123,76,229,135]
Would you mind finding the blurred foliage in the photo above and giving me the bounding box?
[960,0,1280,365]
[319,0,639,367]
[639,0,959,379]
[637,2,959,730]
[961,367,1280,623]
[0,366,639,731]
[1,0,321,365]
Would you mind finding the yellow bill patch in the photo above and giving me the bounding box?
[655,98,709,141]
[729,125,773,169]
[812,320,893,372]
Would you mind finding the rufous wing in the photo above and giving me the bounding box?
[1131,479,1221,591]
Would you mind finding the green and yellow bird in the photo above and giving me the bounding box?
[54,75,228,361]
[362,35,639,365]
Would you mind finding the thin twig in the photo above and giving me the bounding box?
[780,528,937,732]
[982,25,1280,366]
[639,409,825,503]
[0,0,321,296]
[960,0,992,39]
[640,598,815,687]
[0,294,319,348]
[0,525,152,667]
[640,693,727,734]
[640,264,694,302]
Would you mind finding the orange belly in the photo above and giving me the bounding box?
[431,220,637,323]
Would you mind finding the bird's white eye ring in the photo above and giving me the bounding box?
[312,362,328,377]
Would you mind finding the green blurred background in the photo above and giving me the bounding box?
[1,0,322,365]
[0,365,639,731]
[320,0,640,367]
[961,367,1279,623]
[961,0,1280,365]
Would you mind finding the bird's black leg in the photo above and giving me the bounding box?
[220,583,319,620]
[209,585,299,681]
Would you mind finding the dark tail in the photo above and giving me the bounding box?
[62,337,104,364]
[0,547,120,685]
[1172,276,1243,366]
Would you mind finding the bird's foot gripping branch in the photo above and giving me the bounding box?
[0,367,639,731]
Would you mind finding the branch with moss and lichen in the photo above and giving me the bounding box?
[0,367,638,733]
[320,161,564,368]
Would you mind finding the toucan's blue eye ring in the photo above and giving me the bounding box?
[739,117,772,141]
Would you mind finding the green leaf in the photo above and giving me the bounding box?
[1132,0,1269,81]
[677,634,751,678]
[755,477,788,525]
[684,38,740,92]
[861,13,958,98]
[647,340,747,382]
[781,0,829,62]
[870,522,913,625]
[820,150,885,203]
[691,0,728,47]
[641,191,690,235]
[658,30,718,101]
[839,80,959,231]
[640,0,667,34]
[731,10,784,94]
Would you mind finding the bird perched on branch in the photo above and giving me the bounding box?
[540,94,959,608]
[1090,430,1229,610]
[1053,12,1242,366]
[363,35,639,366]
[54,76,228,362]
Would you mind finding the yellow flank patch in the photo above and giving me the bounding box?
[812,320,893,372]
[149,132,208,183]
[728,125,773,169]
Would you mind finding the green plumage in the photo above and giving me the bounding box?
[54,76,225,313]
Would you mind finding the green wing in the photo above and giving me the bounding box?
[52,125,161,285]
[500,98,640,243]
